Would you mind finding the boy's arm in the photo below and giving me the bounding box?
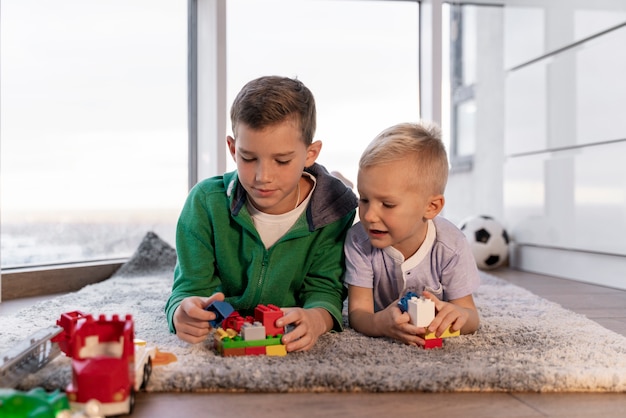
[299,212,355,330]
[165,187,222,333]
[347,285,382,336]
[348,285,423,345]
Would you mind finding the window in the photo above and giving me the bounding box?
[0,1,187,268]
[443,3,477,171]
[225,0,420,185]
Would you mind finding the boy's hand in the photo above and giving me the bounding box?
[422,290,469,337]
[173,293,225,343]
[276,307,333,352]
[377,304,426,346]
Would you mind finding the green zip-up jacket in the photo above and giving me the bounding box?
[165,163,357,333]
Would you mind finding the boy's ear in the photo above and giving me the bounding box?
[305,140,322,167]
[424,194,445,219]
[227,136,237,161]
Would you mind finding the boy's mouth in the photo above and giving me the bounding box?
[368,228,388,237]
[252,187,276,197]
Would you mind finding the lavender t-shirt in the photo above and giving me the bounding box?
[343,216,480,312]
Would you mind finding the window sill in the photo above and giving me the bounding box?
[1,260,126,301]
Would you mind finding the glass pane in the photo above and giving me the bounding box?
[456,100,476,157]
[504,141,626,255]
[504,3,626,69]
[505,25,626,155]
[444,3,497,163]
[225,0,420,186]
[1,0,187,267]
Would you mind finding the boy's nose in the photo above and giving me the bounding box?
[360,205,378,223]
[255,161,272,182]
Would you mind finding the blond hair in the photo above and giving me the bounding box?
[359,122,448,195]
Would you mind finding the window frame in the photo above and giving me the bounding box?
[447,2,475,173]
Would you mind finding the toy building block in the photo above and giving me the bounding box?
[241,322,266,341]
[424,338,443,349]
[0,387,71,417]
[425,327,460,340]
[245,335,283,348]
[255,304,284,336]
[244,346,267,356]
[398,292,460,349]
[397,291,418,313]
[265,344,287,356]
[222,347,246,357]
[398,291,435,327]
[205,300,235,328]
[222,312,256,333]
[211,304,289,357]
[407,296,435,327]
[51,311,155,416]
[215,327,238,340]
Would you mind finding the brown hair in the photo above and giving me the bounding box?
[230,76,316,145]
[360,122,449,195]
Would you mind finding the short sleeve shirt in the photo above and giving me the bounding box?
[343,216,481,312]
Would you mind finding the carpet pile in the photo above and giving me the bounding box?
[2,232,626,392]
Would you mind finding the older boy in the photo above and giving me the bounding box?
[344,122,480,347]
[166,76,357,352]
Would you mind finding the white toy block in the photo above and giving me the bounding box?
[241,321,266,341]
[407,296,435,327]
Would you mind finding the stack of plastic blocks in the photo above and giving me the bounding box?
[211,303,287,357]
[399,292,460,349]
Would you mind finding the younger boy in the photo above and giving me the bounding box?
[344,122,480,347]
[165,76,357,352]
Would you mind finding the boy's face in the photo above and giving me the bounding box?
[357,158,443,259]
[227,120,320,215]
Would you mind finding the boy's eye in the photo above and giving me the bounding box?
[240,156,256,162]
[276,160,291,165]
[358,198,369,204]
[383,203,395,208]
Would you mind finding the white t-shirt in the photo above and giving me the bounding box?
[247,173,316,249]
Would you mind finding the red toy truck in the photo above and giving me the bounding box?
[52,311,154,416]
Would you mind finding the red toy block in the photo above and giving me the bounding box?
[424,338,443,349]
[255,304,284,336]
[244,346,266,356]
[222,347,246,357]
[222,312,254,333]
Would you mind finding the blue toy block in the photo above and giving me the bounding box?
[397,291,418,313]
[205,300,235,328]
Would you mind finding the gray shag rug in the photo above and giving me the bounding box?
[2,232,626,393]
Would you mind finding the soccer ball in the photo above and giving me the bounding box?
[459,215,510,270]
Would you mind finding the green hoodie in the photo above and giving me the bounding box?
[165,163,357,333]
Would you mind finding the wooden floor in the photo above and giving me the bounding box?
[3,268,626,417]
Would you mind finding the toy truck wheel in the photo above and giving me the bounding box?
[141,357,153,390]
[128,389,136,415]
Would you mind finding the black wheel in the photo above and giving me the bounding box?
[128,388,136,415]
[141,357,153,390]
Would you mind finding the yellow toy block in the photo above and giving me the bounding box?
[265,344,287,356]
[424,327,460,340]
[215,327,238,340]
